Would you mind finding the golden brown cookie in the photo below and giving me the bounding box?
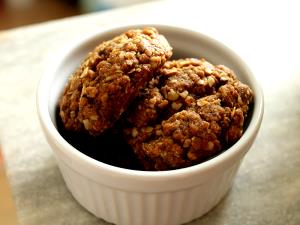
[123,58,253,170]
[60,27,172,135]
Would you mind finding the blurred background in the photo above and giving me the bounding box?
[0,0,158,30]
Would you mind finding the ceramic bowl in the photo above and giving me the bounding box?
[37,24,264,225]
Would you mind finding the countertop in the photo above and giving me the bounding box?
[1,0,300,224]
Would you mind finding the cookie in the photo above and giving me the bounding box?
[59,27,172,135]
[123,58,253,170]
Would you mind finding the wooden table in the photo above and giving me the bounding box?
[1,0,300,224]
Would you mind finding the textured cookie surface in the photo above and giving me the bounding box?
[123,58,253,170]
[60,27,172,135]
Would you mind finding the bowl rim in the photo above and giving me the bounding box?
[37,24,264,190]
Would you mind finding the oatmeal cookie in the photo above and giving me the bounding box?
[60,27,172,135]
[123,58,253,170]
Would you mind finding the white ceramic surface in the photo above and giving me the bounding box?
[37,24,264,225]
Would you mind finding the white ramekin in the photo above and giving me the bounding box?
[37,24,264,225]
